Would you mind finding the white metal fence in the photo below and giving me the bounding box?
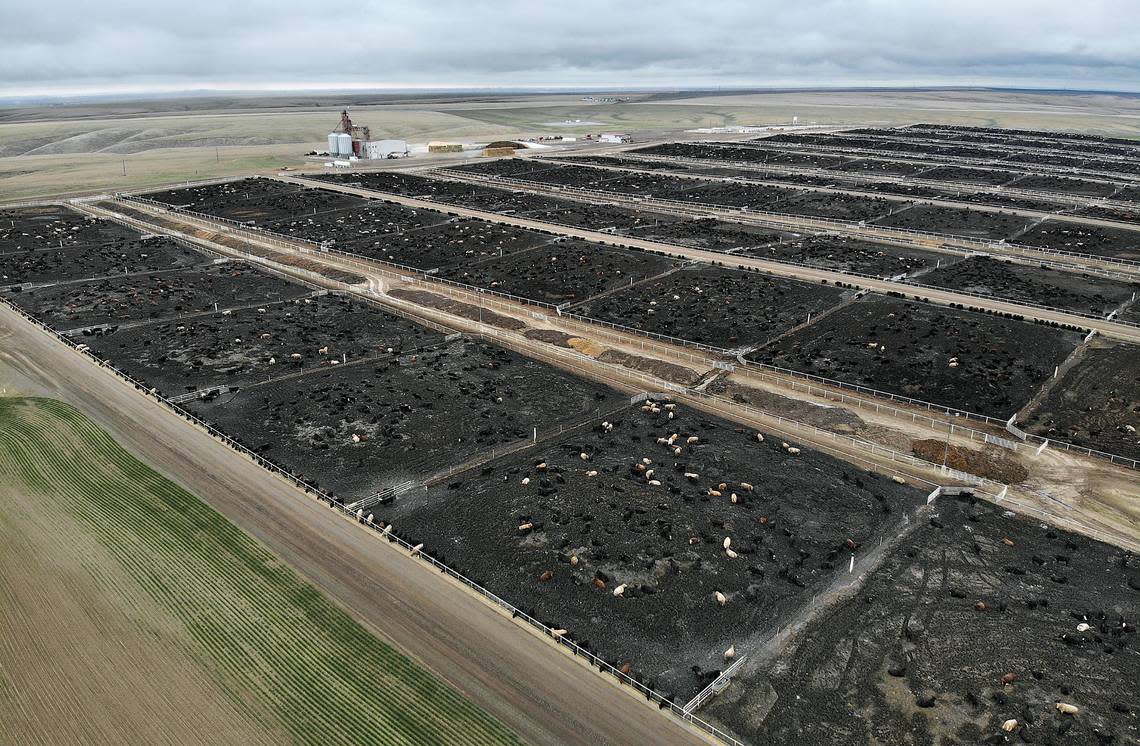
[108,192,1140,472]
[439,169,1140,272]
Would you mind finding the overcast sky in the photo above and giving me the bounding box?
[2,0,1138,97]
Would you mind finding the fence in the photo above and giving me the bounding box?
[599,151,1127,213]
[438,169,1140,272]
[701,138,1140,188]
[424,397,639,485]
[106,192,1140,472]
[5,265,1135,746]
[530,153,1129,226]
[0,293,751,746]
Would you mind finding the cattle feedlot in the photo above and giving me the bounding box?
[3,120,1139,746]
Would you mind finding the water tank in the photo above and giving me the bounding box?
[327,133,339,155]
[337,133,352,156]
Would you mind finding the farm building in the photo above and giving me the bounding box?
[365,139,408,159]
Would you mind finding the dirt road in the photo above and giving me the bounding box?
[0,303,708,746]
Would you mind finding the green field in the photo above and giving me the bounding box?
[0,396,522,746]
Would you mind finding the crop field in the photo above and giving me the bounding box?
[703,493,1140,746]
[1020,340,1140,461]
[739,235,949,277]
[0,396,520,745]
[750,295,1083,418]
[373,397,926,701]
[81,294,442,396]
[183,338,621,500]
[1,261,313,331]
[913,256,1140,315]
[871,205,1030,240]
[1,235,212,287]
[1016,222,1140,261]
[1,205,139,251]
[437,240,675,305]
[578,264,850,349]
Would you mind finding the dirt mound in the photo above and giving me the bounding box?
[388,288,525,330]
[710,380,866,433]
[567,337,605,357]
[911,439,1028,483]
[523,328,574,346]
[596,349,701,385]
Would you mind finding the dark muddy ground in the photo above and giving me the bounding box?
[1115,187,1140,204]
[148,179,400,230]
[704,494,1140,746]
[142,176,300,213]
[629,219,791,253]
[1016,222,1140,261]
[739,235,949,277]
[331,217,557,271]
[309,171,677,232]
[578,264,849,349]
[913,166,1021,187]
[1079,205,1140,226]
[775,191,900,222]
[768,133,1009,163]
[2,261,313,331]
[1,205,139,252]
[1118,303,1140,325]
[1,236,212,287]
[436,241,674,305]
[258,195,449,239]
[184,337,621,500]
[1020,341,1140,462]
[830,158,930,176]
[83,294,442,395]
[375,398,925,700]
[628,142,849,170]
[914,256,1140,316]
[523,203,680,232]
[1007,175,1119,198]
[750,295,1082,418]
[873,205,1030,240]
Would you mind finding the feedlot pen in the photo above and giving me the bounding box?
[7,120,1140,746]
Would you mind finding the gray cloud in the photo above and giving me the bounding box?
[1,0,1138,96]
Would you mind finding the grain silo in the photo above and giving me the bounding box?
[327,133,340,155]
[337,133,352,157]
